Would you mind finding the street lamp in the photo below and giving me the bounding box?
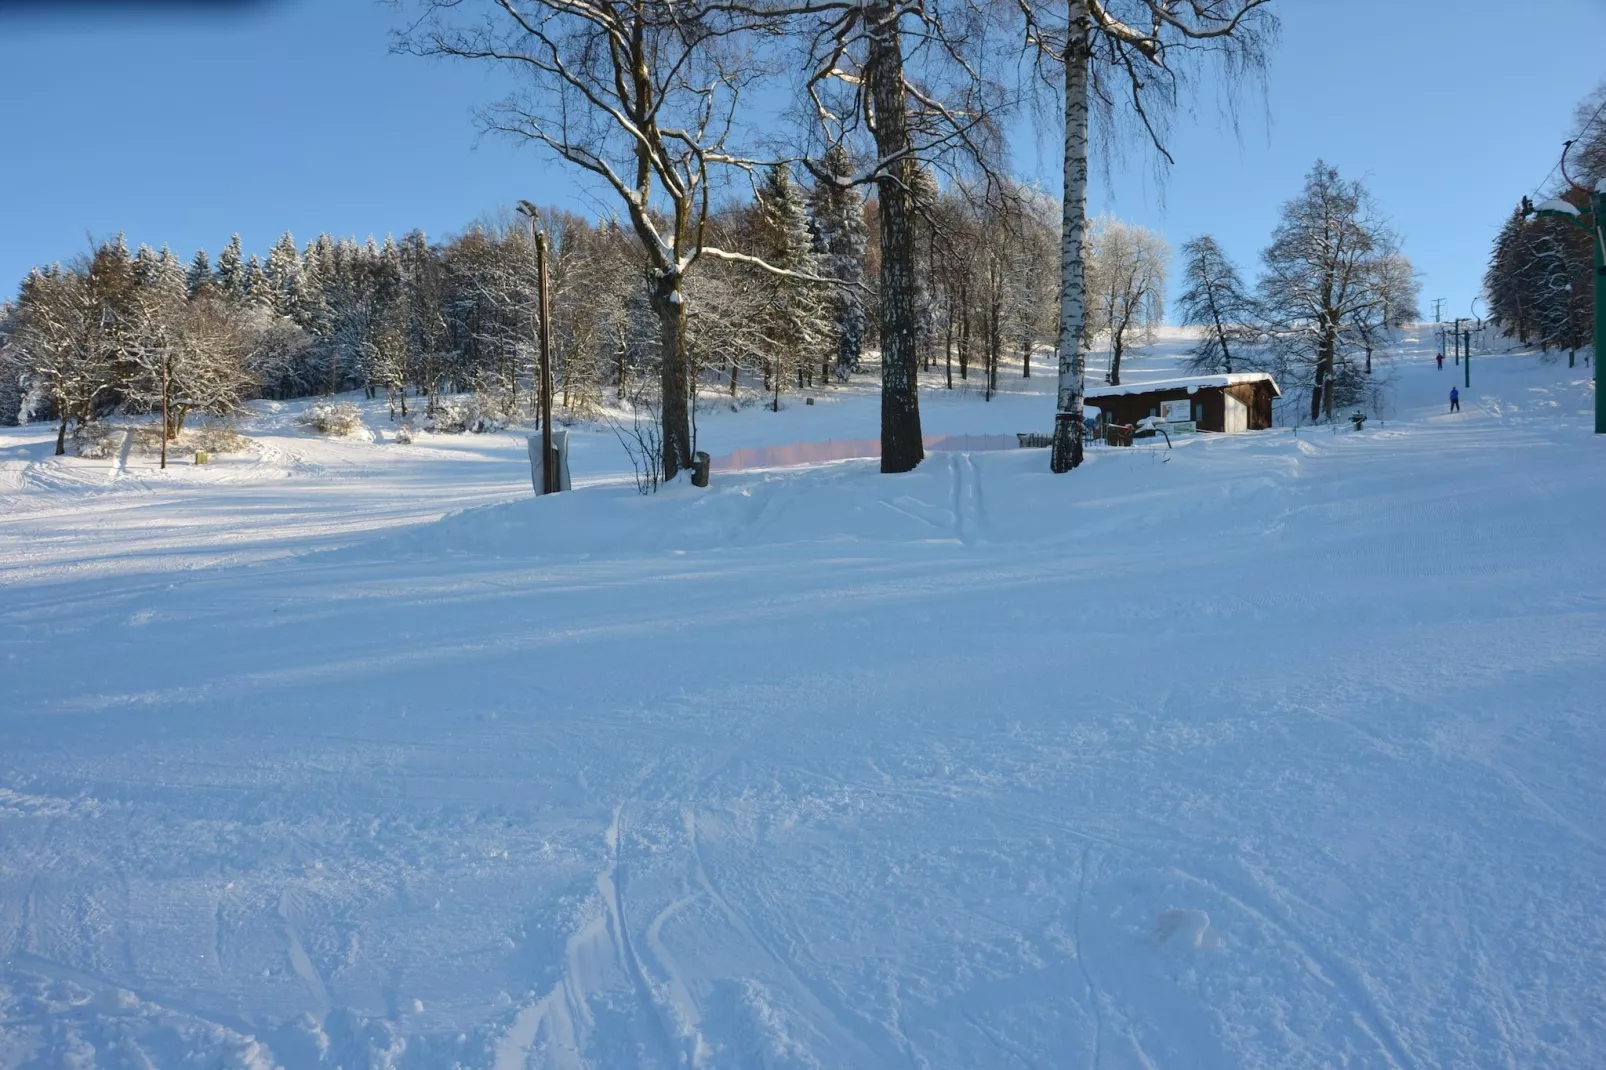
[1524,179,1606,434]
[515,200,559,492]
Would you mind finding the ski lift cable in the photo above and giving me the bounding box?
[1531,96,1606,199]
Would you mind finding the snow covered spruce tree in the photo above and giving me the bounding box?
[215,234,248,305]
[0,301,19,426]
[1485,206,1539,347]
[0,301,12,416]
[1485,193,1592,362]
[1014,0,1276,472]
[754,164,829,405]
[186,249,214,301]
[1178,234,1258,374]
[402,1,831,484]
[807,145,869,381]
[1258,161,1414,422]
[264,232,310,322]
[1084,215,1167,385]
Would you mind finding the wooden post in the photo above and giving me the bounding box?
[691,451,711,488]
[159,355,168,470]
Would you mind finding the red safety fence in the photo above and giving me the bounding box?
[708,433,1019,473]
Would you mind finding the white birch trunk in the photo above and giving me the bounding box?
[1050,2,1092,473]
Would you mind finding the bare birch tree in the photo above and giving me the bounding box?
[1014,0,1275,472]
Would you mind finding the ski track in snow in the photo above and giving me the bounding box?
[0,333,1603,1068]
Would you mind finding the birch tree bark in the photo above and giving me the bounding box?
[1049,1,1091,473]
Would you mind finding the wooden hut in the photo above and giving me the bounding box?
[1085,373,1279,434]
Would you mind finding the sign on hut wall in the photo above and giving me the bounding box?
[1160,399,1193,424]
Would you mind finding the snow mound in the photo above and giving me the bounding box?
[1156,908,1221,950]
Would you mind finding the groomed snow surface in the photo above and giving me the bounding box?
[1,332,1602,1068]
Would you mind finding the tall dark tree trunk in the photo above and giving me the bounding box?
[651,275,693,481]
[986,286,1001,399]
[55,416,68,456]
[986,298,1001,400]
[944,303,955,389]
[867,0,923,473]
[959,294,970,381]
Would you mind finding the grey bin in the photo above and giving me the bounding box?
[527,430,572,494]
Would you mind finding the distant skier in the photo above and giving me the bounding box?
[1436,352,1444,370]
[1449,386,1460,413]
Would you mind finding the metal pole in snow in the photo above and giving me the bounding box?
[160,357,168,470]
[536,230,557,493]
[1594,186,1606,434]
[516,199,560,492]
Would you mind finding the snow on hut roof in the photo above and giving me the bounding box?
[1084,372,1280,399]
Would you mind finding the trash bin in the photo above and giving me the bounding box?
[527,430,572,494]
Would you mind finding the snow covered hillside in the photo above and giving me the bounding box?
[1,333,1602,1069]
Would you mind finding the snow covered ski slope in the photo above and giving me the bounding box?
[1,335,1603,1068]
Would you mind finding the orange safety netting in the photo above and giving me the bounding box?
[709,434,1019,473]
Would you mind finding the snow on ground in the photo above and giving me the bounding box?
[1,332,1602,1068]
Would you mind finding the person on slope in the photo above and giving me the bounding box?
[1436,351,1444,370]
[1449,386,1460,413]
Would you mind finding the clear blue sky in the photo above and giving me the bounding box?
[2,0,1603,321]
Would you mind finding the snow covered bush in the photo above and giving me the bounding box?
[426,397,472,434]
[300,401,364,437]
[394,421,414,445]
[191,426,250,454]
[427,392,515,434]
[71,423,119,459]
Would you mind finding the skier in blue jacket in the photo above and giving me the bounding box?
[1449,386,1460,413]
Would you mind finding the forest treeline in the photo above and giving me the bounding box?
[0,166,1065,454]
[0,156,1434,454]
